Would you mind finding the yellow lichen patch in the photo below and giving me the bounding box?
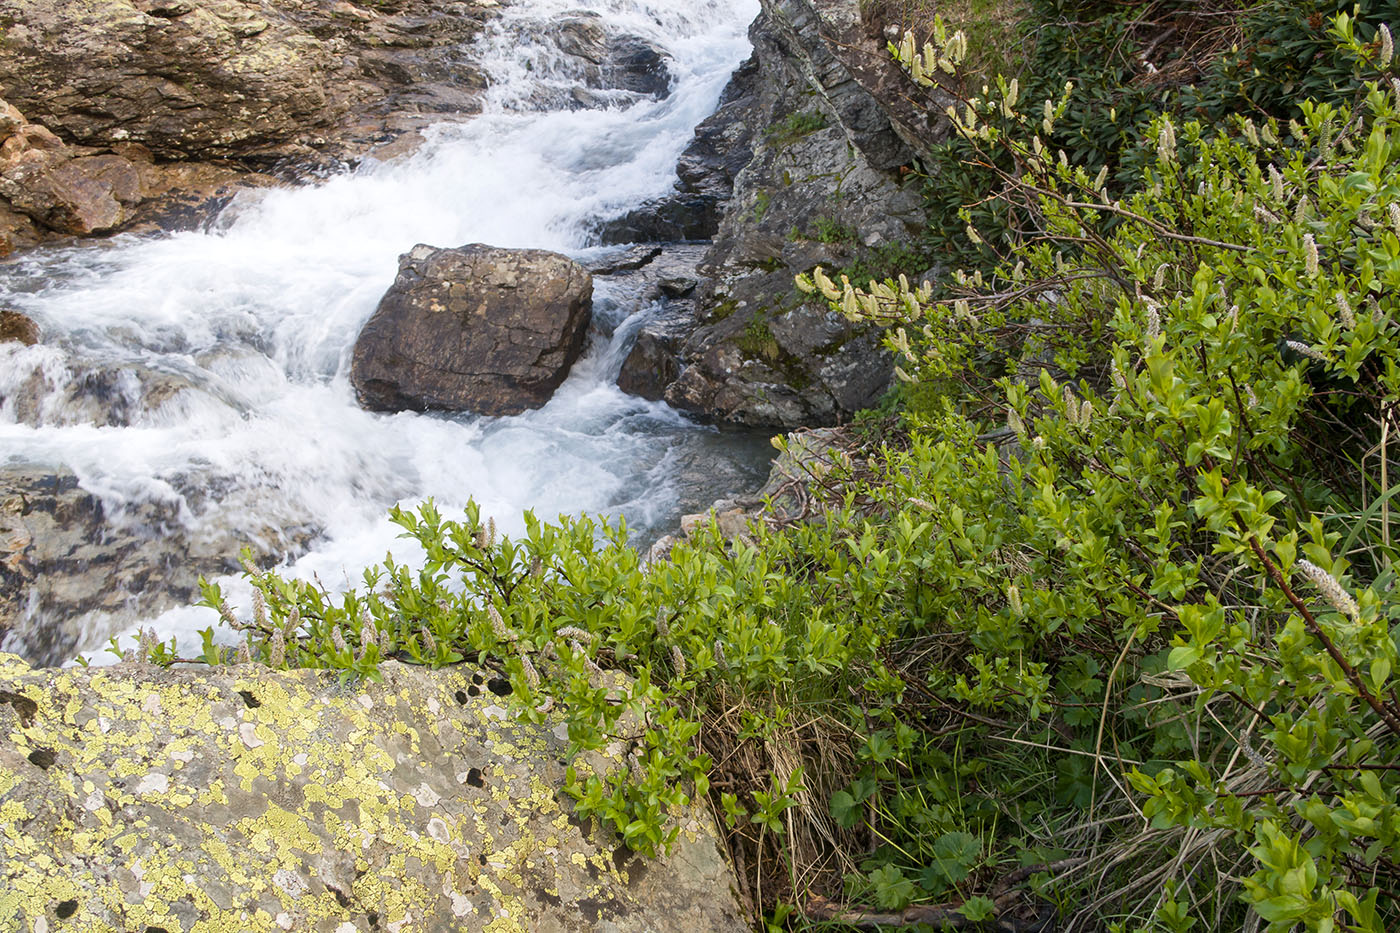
[0,659,742,932]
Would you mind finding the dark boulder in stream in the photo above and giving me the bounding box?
[351,244,594,417]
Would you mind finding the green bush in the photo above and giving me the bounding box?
[910,0,1399,273]
[803,12,1400,928]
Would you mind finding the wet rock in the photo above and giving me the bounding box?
[633,0,947,428]
[596,55,760,246]
[599,243,708,401]
[0,102,147,236]
[660,277,698,298]
[351,244,593,416]
[0,311,40,346]
[606,34,674,97]
[0,655,748,932]
[618,303,690,401]
[585,244,663,276]
[597,194,724,244]
[554,15,673,99]
[0,467,311,666]
[0,349,201,429]
[675,54,763,200]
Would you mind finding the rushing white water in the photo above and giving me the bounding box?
[0,0,766,664]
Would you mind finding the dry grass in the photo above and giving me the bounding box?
[699,687,865,921]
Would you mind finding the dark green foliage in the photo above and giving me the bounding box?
[915,0,1399,271]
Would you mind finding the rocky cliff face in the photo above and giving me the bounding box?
[619,0,954,429]
[0,0,495,164]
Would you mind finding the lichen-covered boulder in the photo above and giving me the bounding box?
[0,654,746,932]
[351,244,594,417]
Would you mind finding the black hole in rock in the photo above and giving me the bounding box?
[467,683,480,697]
[27,748,56,770]
[466,767,484,788]
[146,927,171,933]
[327,886,351,908]
[55,900,77,919]
[237,690,260,708]
[486,677,511,696]
[367,912,379,928]
[611,844,632,874]
[477,854,487,866]
[454,690,469,705]
[0,690,39,727]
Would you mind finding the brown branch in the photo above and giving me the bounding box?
[1248,536,1400,736]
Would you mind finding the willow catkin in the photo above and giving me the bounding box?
[1294,559,1360,622]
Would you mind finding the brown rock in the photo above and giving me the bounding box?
[0,154,129,235]
[351,244,594,416]
[0,311,40,346]
[0,0,492,165]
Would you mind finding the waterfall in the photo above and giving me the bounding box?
[0,0,766,664]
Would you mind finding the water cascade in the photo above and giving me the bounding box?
[0,0,767,664]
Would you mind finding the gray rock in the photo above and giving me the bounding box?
[596,194,724,245]
[596,54,760,246]
[618,303,690,401]
[628,0,950,429]
[351,244,594,417]
[660,277,698,298]
[0,466,312,666]
[553,15,673,100]
[0,654,749,932]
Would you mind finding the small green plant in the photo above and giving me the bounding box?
[809,216,858,244]
[767,109,829,147]
[737,315,783,361]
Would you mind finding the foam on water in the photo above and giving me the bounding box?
[0,0,764,663]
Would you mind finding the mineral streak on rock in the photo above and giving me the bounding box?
[0,654,746,932]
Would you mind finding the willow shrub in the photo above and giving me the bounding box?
[801,13,1400,930]
[157,17,1400,933]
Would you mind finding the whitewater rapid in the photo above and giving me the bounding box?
[0,0,766,663]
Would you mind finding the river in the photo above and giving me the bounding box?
[0,0,768,665]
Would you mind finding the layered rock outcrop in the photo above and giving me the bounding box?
[0,0,497,251]
[351,244,594,417]
[0,0,494,164]
[617,0,955,428]
[0,653,746,932]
